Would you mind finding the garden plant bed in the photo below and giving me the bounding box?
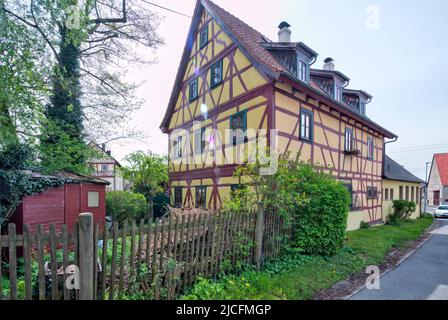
[181,216,434,300]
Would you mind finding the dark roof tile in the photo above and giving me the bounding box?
[383,155,424,184]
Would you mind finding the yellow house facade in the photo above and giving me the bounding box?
[382,156,424,221]
[160,0,397,230]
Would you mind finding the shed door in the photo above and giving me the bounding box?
[434,191,440,206]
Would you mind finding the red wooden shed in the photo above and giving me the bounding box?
[9,172,109,234]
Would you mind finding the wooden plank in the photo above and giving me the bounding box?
[146,221,152,266]
[172,215,180,261]
[109,221,119,300]
[73,223,79,300]
[137,219,144,269]
[62,224,70,300]
[159,217,166,271]
[188,214,197,285]
[168,215,174,262]
[118,220,128,299]
[49,224,58,300]
[151,219,159,283]
[8,224,17,300]
[206,213,216,278]
[93,223,99,300]
[206,212,214,273]
[100,223,109,300]
[24,225,35,299]
[37,224,45,300]
[79,213,94,300]
[130,220,136,277]
[193,213,203,278]
[199,213,208,276]
[181,214,190,289]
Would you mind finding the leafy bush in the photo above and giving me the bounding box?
[386,200,416,226]
[106,191,148,223]
[226,154,351,256]
[287,164,350,255]
[360,221,371,229]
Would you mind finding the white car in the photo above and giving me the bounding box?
[435,206,448,218]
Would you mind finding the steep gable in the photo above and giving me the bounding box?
[434,153,448,185]
[160,0,280,132]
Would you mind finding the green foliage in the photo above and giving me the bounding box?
[120,151,168,202]
[0,8,47,145]
[359,221,371,229]
[227,154,350,256]
[386,200,417,226]
[106,191,148,223]
[0,143,72,225]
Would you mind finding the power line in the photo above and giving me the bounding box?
[141,0,192,19]
[389,143,448,153]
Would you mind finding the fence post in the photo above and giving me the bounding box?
[78,212,94,300]
[254,203,265,270]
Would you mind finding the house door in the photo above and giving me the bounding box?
[434,191,440,206]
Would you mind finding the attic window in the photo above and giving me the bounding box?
[335,83,343,102]
[359,101,366,116]
[200,24,209,48]
[189,78,198,101]
[210,59,223,88]
[297,60,309,83]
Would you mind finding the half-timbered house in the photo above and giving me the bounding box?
[160,0,397,230]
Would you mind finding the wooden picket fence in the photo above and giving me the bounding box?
[0,206,293,300]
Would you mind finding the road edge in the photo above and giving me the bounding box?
[343,219,439,300]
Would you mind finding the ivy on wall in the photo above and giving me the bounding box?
[0,143,74,225]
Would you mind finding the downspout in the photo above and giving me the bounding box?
[382,136,398,222]
[382,137,398,176]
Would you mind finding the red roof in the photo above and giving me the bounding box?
[435,153,448,185]
[203,0,285,74]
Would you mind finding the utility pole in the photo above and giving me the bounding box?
[423,161,432,215]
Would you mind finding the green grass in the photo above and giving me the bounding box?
[181,215,434,300]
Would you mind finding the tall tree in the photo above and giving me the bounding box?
[2,0,162,171]
[120,151,168,216]
[0,5,47,146]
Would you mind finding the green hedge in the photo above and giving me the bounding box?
[106,191,148,223]
[289,165,350,256]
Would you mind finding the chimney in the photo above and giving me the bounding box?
[101,143,106,151]
[278,21,291,43]
[323,57,335,71]
[106,150,111,156]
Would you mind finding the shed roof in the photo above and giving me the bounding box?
[29,171,110,185]
[383,155,424,184]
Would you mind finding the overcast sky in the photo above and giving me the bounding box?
[109,0,448,180]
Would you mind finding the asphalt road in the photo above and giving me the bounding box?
[350,219,448,300]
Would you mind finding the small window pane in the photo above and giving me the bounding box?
[210,60,223,87]
[200,24,209,48]
[88,191,100,208]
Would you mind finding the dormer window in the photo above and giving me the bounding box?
[359,101,366,116]
[335,84,343,102]
[298,60,309,83]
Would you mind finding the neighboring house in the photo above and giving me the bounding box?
[160,0,397,230]
[10,172,108,233]
[88,141,128,192]
[382,155,425,222]
[427,153,448,207]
